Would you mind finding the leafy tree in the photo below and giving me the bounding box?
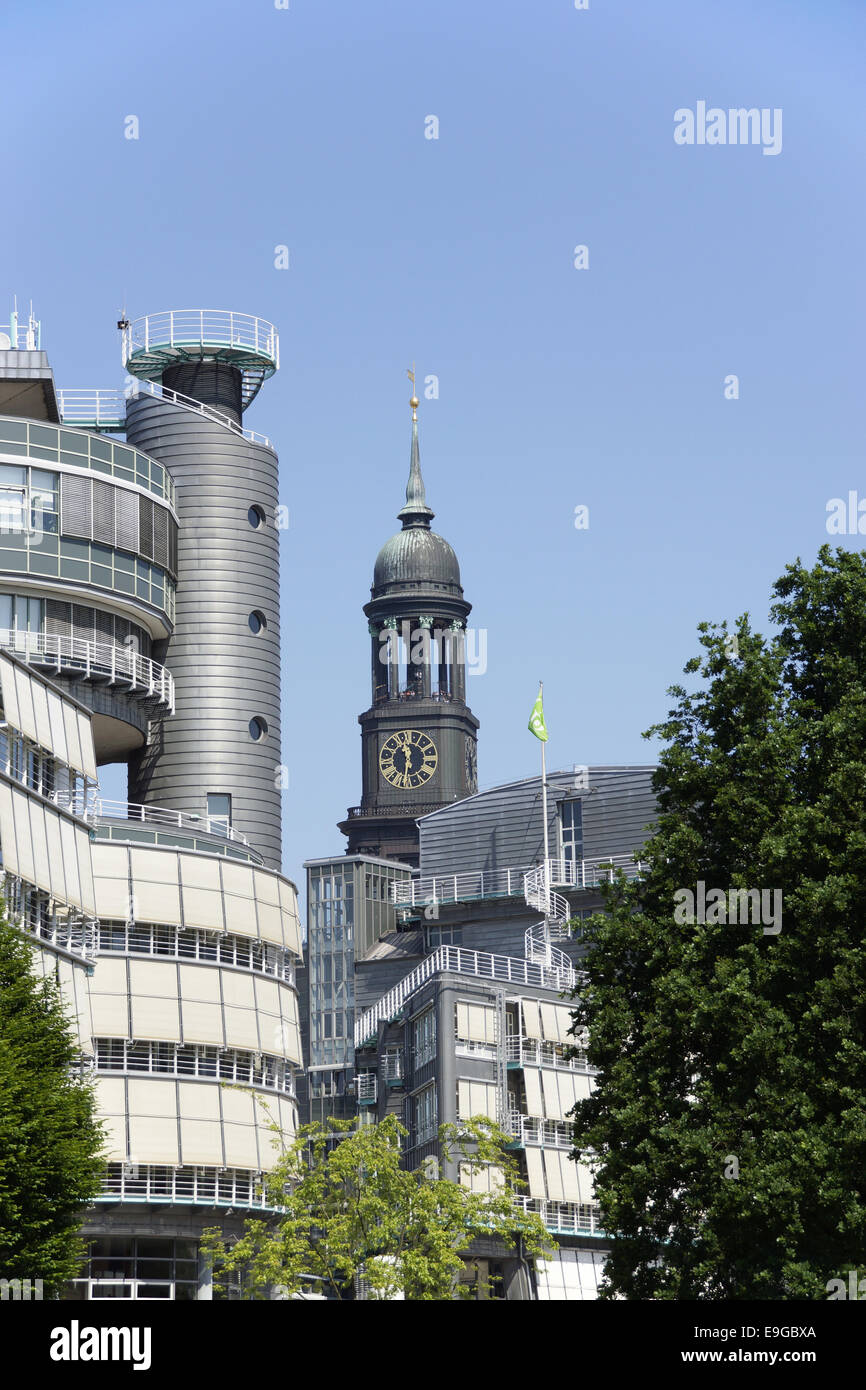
[570,545,866,1299]
[202,1112,552,1300]
[0,910,105,1295]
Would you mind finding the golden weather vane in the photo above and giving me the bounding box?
[407,363,419,420]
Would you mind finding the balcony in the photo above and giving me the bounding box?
[516,1196,604,1238]
[355,1072,378,1105]
[382,1053,405,1087]
[58,382,273,448]
[505,1036,593,1074]
[0,630,174,715]
[51,793,256,851]
[504,1112,574,1150]
[123,310,279,410]
[344,800,446,820]
[97,1163,274,1211]
[392,855,644,912]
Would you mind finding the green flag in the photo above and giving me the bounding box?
[528,686,548,742]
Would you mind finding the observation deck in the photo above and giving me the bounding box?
[122,310,279,410]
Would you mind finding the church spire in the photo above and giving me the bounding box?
[397,364,434,529]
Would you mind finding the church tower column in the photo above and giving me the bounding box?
[338,377,480,866]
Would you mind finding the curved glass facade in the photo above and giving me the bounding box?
[0,417,176,505]
[0,530,175,624]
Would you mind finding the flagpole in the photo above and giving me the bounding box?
[540,681,550,913]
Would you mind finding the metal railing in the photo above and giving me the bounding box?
[373,689,459,707]
[97,1163,272,1211]
[392,854,643,912]
[355,1073,378,1103]
[524,923,575,974]
[345,801,445,820]
[94,1039,295,1095]
[354,945,578,1047]
[382,1054,404,1083]
[123,311,279,409]
[56,389,126,430]
[505,1113,574,1149]
[58,381,274,447]
[3,872,96,962]
[0,630,174,713]
[516,1196,603,1238]
[524,864,570,925]
[393,865,535,908]
[124,310,279,365]
[505,1036,593,1074]
[51,793,250,846]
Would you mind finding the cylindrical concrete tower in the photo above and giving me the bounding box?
[123,311,282,869]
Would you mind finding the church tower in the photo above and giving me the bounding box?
[339,385,479,865]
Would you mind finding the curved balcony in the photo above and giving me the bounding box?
[0,630,174,715]
[58,382,273,449]
[51,792,257,853]
[123,310,279,409]
[97,1164,274,1212]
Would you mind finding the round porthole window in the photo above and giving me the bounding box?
[248,610,267,635]
[248,504,266,529]
[249,716,268,741]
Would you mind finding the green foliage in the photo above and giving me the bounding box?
[202,1111,552,1300]
[570,546,866,1299]
[0,910,106,1294]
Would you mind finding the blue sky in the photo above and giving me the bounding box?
[3,0,864,892]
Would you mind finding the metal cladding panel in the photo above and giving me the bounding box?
[60,472,91,538]
[417,766,659,877]
[12,663,38,745]
[89,957,130,1038]
[0,655,20,728]
[116,488,139,553]
[125,395,282,870]
[92,479,115,546]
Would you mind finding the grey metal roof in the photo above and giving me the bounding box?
[373,526,462,593]
[417,766,659,877]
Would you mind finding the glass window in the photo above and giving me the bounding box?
[207,793,231,832]
[0,481,26,531]
[559,799,584,866]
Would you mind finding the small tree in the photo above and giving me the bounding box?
[202,1113,552,1300]
[0,910,105,1295]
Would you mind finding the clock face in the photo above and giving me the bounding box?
[379,729,438,790]
[465,738,478,793]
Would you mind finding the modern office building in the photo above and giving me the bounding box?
[357,767,656,1300]
[0,304,302,1300]
[310,764,657,1298]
